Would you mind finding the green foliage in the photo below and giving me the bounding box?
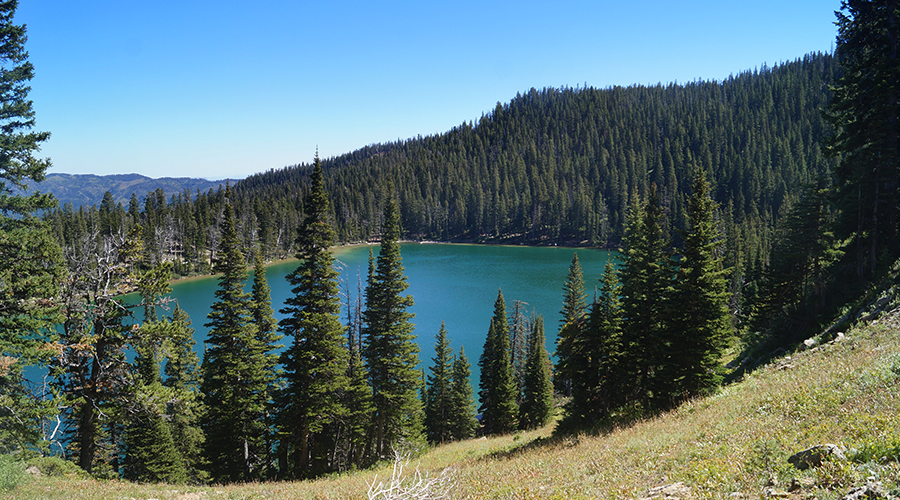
[123,381,186,484]
[424,322,453,444]
[826,0,900,279]
[665,169,733,401]
[362,194,421,458]
[478,290,519,434]
[755,177,844,341]
[0,454,25,491]
[560,253,587,326]
[25,455,86,478]
[162,307,205,483]
[0,0,64,456]
[619,185,674,411]
[518,316,554,429]
[277,156,350,479]
[447,346,478,441]
[557,259,625,430]
[201,185,278,483]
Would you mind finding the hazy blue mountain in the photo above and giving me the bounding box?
[27,173,237,208]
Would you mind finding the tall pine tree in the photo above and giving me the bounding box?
[362,194,421,457]
[200,185,276,483]
[0,0,65,454]
[826,0,900,278]
[447,347,478,441]
[560,253,588,325]
[518,316,554,430]
[666,169,733,401]
[163,307,206,483]
[424,322,453,444]
[277,156,350,478]
[555,252,588,398]
[478,289,518,434]
[618,185,673,411]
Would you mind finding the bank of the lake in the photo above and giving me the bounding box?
[164,243,617,388]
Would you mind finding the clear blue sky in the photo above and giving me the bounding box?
[18,1,839,180]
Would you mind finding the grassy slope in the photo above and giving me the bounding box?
[7,312,900,500]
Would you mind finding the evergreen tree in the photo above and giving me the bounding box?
[508,300,529,404]
[519,316,554,429]
[560,253,588,325]
[277,156,349,478]
[362,194,420,457]
[666,169,733,401]
[478,289,518,434]
[341,266,373,470]
[618,185,673,411]
[826,0,900,278]
[447,347,478,441]
[424,322,453,444]
[0,0,65,454]
[250,249,279,353]
[757,177,843,337]
[555,252,588,397]
[124,263,187,484]
[557,260,625,430]
[200,185,274,483]
[163,307,206,483]
[248,246,280,474]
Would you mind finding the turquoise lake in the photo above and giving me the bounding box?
[161,243,615,386]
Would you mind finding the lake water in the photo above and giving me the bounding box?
[158,244,615,387]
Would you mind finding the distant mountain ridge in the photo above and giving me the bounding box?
[29,173,235,208]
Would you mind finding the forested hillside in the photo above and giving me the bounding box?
[47,52,838,279]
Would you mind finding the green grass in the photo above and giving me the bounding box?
[6,313,900,499]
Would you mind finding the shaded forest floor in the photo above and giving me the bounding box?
[7,310,900,499]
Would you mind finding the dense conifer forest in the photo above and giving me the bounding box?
[47,52,837,283]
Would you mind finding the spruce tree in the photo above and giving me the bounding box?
[200,185,275,483]
[589,260,625,417]
[447,347,478,441]
[555,252,588,397]
[163,307,206,483]
[424,322,453,444]
[124,263,187,484]
[666,169,733,401]
[519,316,554,429]
[362,194,420,457]
[560,253,588,325]
[251,249,279,354]
[826,0,900,278]
[0,0,65,453]
[756,178,842,337]
[277,156,350,478]
[478,289,518,434]
[618,185,673,411]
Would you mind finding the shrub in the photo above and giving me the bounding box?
[26,456,87,478]
[0,454,26,491]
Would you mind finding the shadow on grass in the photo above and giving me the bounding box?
[478,407,657,462]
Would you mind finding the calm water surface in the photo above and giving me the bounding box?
[166,243,616,385]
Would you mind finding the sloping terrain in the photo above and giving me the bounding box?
[9,289,900,499]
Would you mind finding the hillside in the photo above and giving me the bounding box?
[9,272,900,499]
[234,53,837,266]
[29,173,234,208]
[46,53,841,281]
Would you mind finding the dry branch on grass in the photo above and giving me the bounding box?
[366,449,456,500]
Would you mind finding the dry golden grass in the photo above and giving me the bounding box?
[6,312,900,500]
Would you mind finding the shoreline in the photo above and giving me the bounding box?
[168,239,610,285]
